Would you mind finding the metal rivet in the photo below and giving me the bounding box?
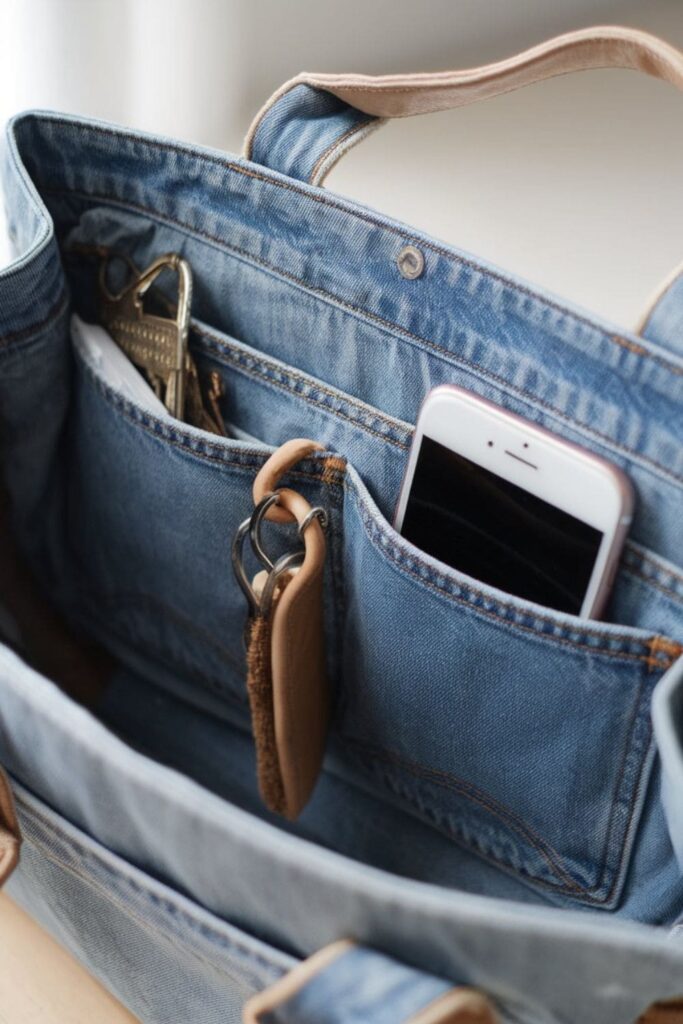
[397,245,424,280]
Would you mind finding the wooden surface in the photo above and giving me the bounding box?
[0,893,137,1023]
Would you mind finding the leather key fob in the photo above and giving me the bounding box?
[246,488,328,819]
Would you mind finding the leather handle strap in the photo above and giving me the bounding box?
[257,26,683,121]
[243,941,498,1023]
[0,768,21,887]
[245,25,683,184]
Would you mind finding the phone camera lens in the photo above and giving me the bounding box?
[487,440,494,447]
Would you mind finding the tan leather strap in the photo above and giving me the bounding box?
[244,941,354,1022]
[407,989,498,1024]
[0,768,21,887]
[252,438,324,524]
[246,25,683,159]
[244,941,498,1024]
[245,484,328,819]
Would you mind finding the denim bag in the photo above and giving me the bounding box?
[1,24,683,1024]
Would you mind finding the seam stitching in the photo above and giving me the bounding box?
[308,117,376,184]
[354,496,671,663]
[53,187,683,488]
[195,329,410,450]
[340,708,653,905]
[625,565,683,607]
[30,116,683,376]
[345,739,583,892]
[0,290,68,347]
[76,358,675,660]
[14,796,284,980]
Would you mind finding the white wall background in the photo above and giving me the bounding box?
[1,0,682,327]
[0,0,638,150]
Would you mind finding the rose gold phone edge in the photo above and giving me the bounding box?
[394,384,635,621]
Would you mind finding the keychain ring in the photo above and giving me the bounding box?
[249,492,281,570]
[231,486,328,623]
[230,515,260,615]
[259,550,305,619]
[231,492,285,613]
[297,506,328,540]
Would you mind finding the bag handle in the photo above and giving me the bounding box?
[243,940,498,1023]
[245,25,683,184]
[244,940,683,1024]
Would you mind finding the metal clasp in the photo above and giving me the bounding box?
[99,252,192,419]
[232,492,327,622]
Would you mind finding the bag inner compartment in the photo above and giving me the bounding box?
[2,115,683,925]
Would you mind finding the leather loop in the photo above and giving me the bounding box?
[245,26,683,186]
[243,941,498,1023]
[0,768,21,887]
[253,438,324,524]
[246,26,683,155]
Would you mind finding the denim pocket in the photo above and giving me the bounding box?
[63,337,683,913]
[8,780,293,1024]
[332,471,682,910]
[63,357,267,713]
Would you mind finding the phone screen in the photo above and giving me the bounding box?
[401,435,604,614]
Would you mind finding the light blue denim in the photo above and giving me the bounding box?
[0,99,682,1024]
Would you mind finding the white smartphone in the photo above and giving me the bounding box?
[394,385,634,619]
[71,314,170,418]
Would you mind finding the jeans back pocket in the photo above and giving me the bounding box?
[334,472,683,910]
[62,336,683,914]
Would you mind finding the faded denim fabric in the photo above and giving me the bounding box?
[0,108,682,1024]
[248,83,378,184]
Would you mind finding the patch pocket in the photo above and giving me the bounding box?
[334,471,683,910]
[7,781,293,1023]
[63,344,347,717]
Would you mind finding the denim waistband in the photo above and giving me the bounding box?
[3,111,683,497]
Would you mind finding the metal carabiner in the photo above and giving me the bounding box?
[231,492,281,615]
[249,492,281,571]
[297,506,328,540]
[99,252,192,419]
[231,487,329,625]
[258,550,305,619]
[231,515,261,616]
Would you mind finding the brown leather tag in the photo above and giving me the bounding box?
[245,493,329,820]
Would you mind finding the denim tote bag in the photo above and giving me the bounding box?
[1,22,683,1024]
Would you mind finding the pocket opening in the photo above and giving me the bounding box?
[44,350,680,912]
[1,206,682,923]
